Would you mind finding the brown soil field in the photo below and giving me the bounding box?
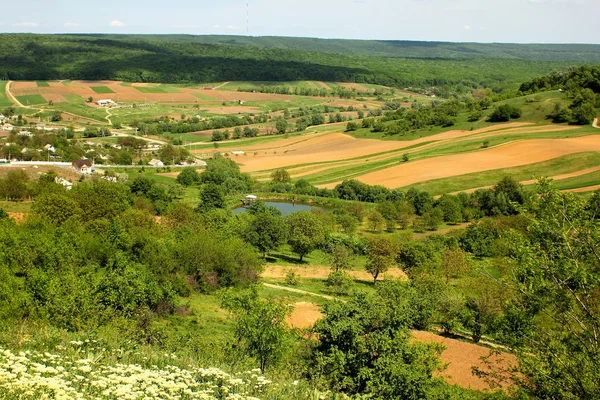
[316,81,331,90]
[42,93,67,103]
[347,135,600,189]
[11,82,37,89]
[262,265,407,281]
[412,331,516,390]
[228,122,533,175]
[287,302,323,329]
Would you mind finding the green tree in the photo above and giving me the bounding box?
[488,104,522,122]
[270,168,291,183]
[221,288,290,373]
[275,117,288,134]
[176,167,201,187]
[367,210,384,232]
[245,212,287,257]
[441,247,469,283]
[365,236,399,283]
[497,180,600,397]
[198,183,226,212]
[32,192,81,225]
[286,211,326,261]
[311,289,446,398]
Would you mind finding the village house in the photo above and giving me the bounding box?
[72,159,93,174]
[148,159,164,167]
[96,99,116,107]
[43,144,56,153]
[55,177,73,190]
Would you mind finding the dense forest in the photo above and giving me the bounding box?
[73,34,600,62]
[0,34,595,93]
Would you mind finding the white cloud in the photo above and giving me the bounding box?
[12,22,39,28]
[110,20,125,27]
[464,25,471,30]
[64,22,79,28]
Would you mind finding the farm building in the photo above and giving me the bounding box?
[72,159,93,174]
[96,99,116,107]
[148,159,164,167]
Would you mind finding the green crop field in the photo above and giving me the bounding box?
[15,94,47,105]
[90,86,115,94]
[36,81,50,87]
[50,94,108,122]
[134,85,181,94]
[0,81,13,106]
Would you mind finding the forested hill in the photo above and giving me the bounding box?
[0,34,596,93]
[69,34,600,62]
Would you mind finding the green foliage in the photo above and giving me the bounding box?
[499,180,600,398]
[221,287,291,372]
[365,236,399,283]
[286,211,326,261]
[198,183,226,212]
[488,104,522,122]
[245,212,288,256]
[176,167,201,187]
[270,168,291,183]
[311,286,447,398]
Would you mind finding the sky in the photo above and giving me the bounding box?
[0,0,598,44]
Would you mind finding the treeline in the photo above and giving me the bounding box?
[0,34,585,94]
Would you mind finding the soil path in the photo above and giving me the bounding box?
[337,135,600,189]
[262,282,335,300]
[212,82,230,90]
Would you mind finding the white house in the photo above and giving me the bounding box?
[17,131,33,137]
[148,159,164,167]
[72,159,93,174]
[96,99,116,107]
[44,144,56,153]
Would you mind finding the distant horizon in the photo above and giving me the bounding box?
[2,32,599,46]
[1,0,598,45]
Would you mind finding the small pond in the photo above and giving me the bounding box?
[233,201,322,216]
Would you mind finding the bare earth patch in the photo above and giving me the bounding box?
[287,302,323,329]
[411,331,515,391]
[262,265,407,281]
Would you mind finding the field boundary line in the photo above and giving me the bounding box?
[6,81,24,107]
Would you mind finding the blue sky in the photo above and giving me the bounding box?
[1,0,598,44]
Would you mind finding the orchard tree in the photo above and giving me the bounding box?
[270,168,290,183]
[198,183,226,212]
[245,212,287,257]
[275,117,288,134]
[176,167,201,187]
[286,211,326,261]
[221,288,290,373]
[365,236,399,284]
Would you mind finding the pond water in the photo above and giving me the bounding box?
[233,201,320,216]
